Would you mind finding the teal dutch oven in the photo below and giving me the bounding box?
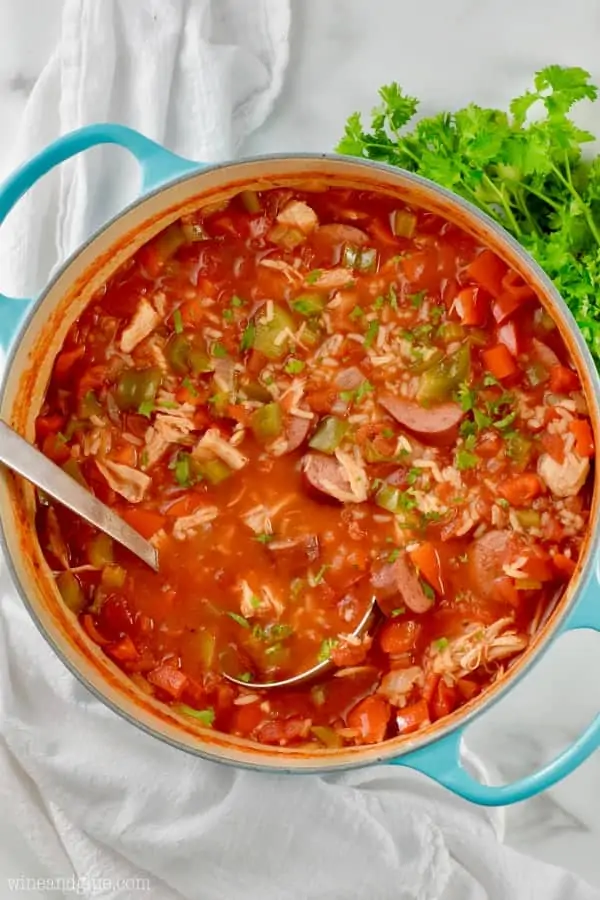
[0,124,598,805]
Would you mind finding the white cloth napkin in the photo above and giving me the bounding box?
[0,2,599,899]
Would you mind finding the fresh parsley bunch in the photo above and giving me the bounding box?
[336,66,600,368]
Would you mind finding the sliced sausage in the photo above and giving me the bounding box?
[334,367,364,391]
[378,394,464,445]
[468,530,519,601]
[285,412,314,453]
[370,553,434,615]
[302,452,368,503]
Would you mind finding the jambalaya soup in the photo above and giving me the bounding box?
[35,186,594,747]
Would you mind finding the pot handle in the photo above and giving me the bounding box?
[0,123,200,351]
[391,571,600,806]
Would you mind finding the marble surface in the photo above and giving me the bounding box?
[0,0,599,891]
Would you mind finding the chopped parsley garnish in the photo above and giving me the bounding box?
[349,305,364,320]
[140,449,149,468]
[494,410,518,430]
[387,283,399,311]
[455,448,479,470]
[364,320,380,347]
[239,672,253,683]
[311,564,331,586]
[391,607,406,617]
[474,408,492,430]
[222,308,234,323]
[181,377,198,397]
[406,467,421,486]
[497,498,510,509]
[355,379,374,403]
[387,548,401,563]
[240,323,255,352]
[138,400,155,418]
[173,309,183,333]
[174,454,191,486]
[178,705,215,726]
[317,637,338,663]
[254,533,274,544]
[483,373,500,387]
[157,400,178,409]
[373,295,385,310]
[421,581,435,600]
[408,290,426,308]
[381,428,395,439]
[305,269,322,284]
[434,637,449,652]
[285,358,306,375]
[231,294,245,307]
[456,383,476,412]
[212,342,228,358]
[227,612,250,628]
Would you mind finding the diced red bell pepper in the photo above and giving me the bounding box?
[466,250,507,297]
[35,413,66,441]
[378,619,422,655]
[106,635,139,662]
[482,344,518,380]
[147,664,189,699]
[396,699,430,735]
[120,507,166,539]
[453,286,488,326]
[569,419,594,458]
[549,365,580,394]
[498,474,543,506]
[431,679,458,720]
[347,695,391,744]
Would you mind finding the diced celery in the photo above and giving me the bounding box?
[437,322,465,343]
[526,363,549,386]
[195,457,231,485]
[291,293,326,317]
[115,367,162,411]
[181,221,209,242]
[154,223,186,261]
[253,304,295,359]
[268,223,305,250]
[243,381,272,403]
[251,402,284,442]
[409,349,444,374]
[374,484,405,513]
[515,509,541,528]
[342,245,378,272]
[79,390,103,419]
[101,564,127,589]
[240,190,261,213]
[62,458,88,488]
[392,209,417,238]
[309,416,349,454]
[506,433,532,467]
[56,571,86,614]
[188,348,213,374]
[310,725,343,748]
[88,533,114,568]
[166,334,191,374]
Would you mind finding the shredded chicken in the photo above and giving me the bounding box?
[538,451,590,498]
[46,507,69,568]
[239,580,285,618]
[172,506,219,541]
[305,268,354,290]
[377,666,424,707]
[144,407,196,468]
[276,200,318,234]
[213,358,236,394]
[119,299,161,353]
[333,448,368,503]
[193,428,249,471]
[428,618,528,680]
[259,259,303,283]
[242,505,273,535]
[96,459,151,503]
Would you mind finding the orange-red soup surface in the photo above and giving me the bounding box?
[35,186,594,748]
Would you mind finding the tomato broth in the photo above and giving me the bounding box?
[35,186,593,748]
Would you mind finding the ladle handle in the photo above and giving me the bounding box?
[0,420,158,571]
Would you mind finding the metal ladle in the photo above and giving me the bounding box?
[0,419,377,689]
[223,597,378,690]
[0,420,158,571]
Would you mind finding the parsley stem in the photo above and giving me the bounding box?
[551,160,600,247]
[517,182,561,212]
[481,174,522,237]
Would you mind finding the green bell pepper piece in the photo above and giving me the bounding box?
[417,345,471,406]
[309,416,349,454]
[291,293,326,317]
[253,304,295,359]
[115,367,162,412]
[56,571,86,614]
[251,402,284,442]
